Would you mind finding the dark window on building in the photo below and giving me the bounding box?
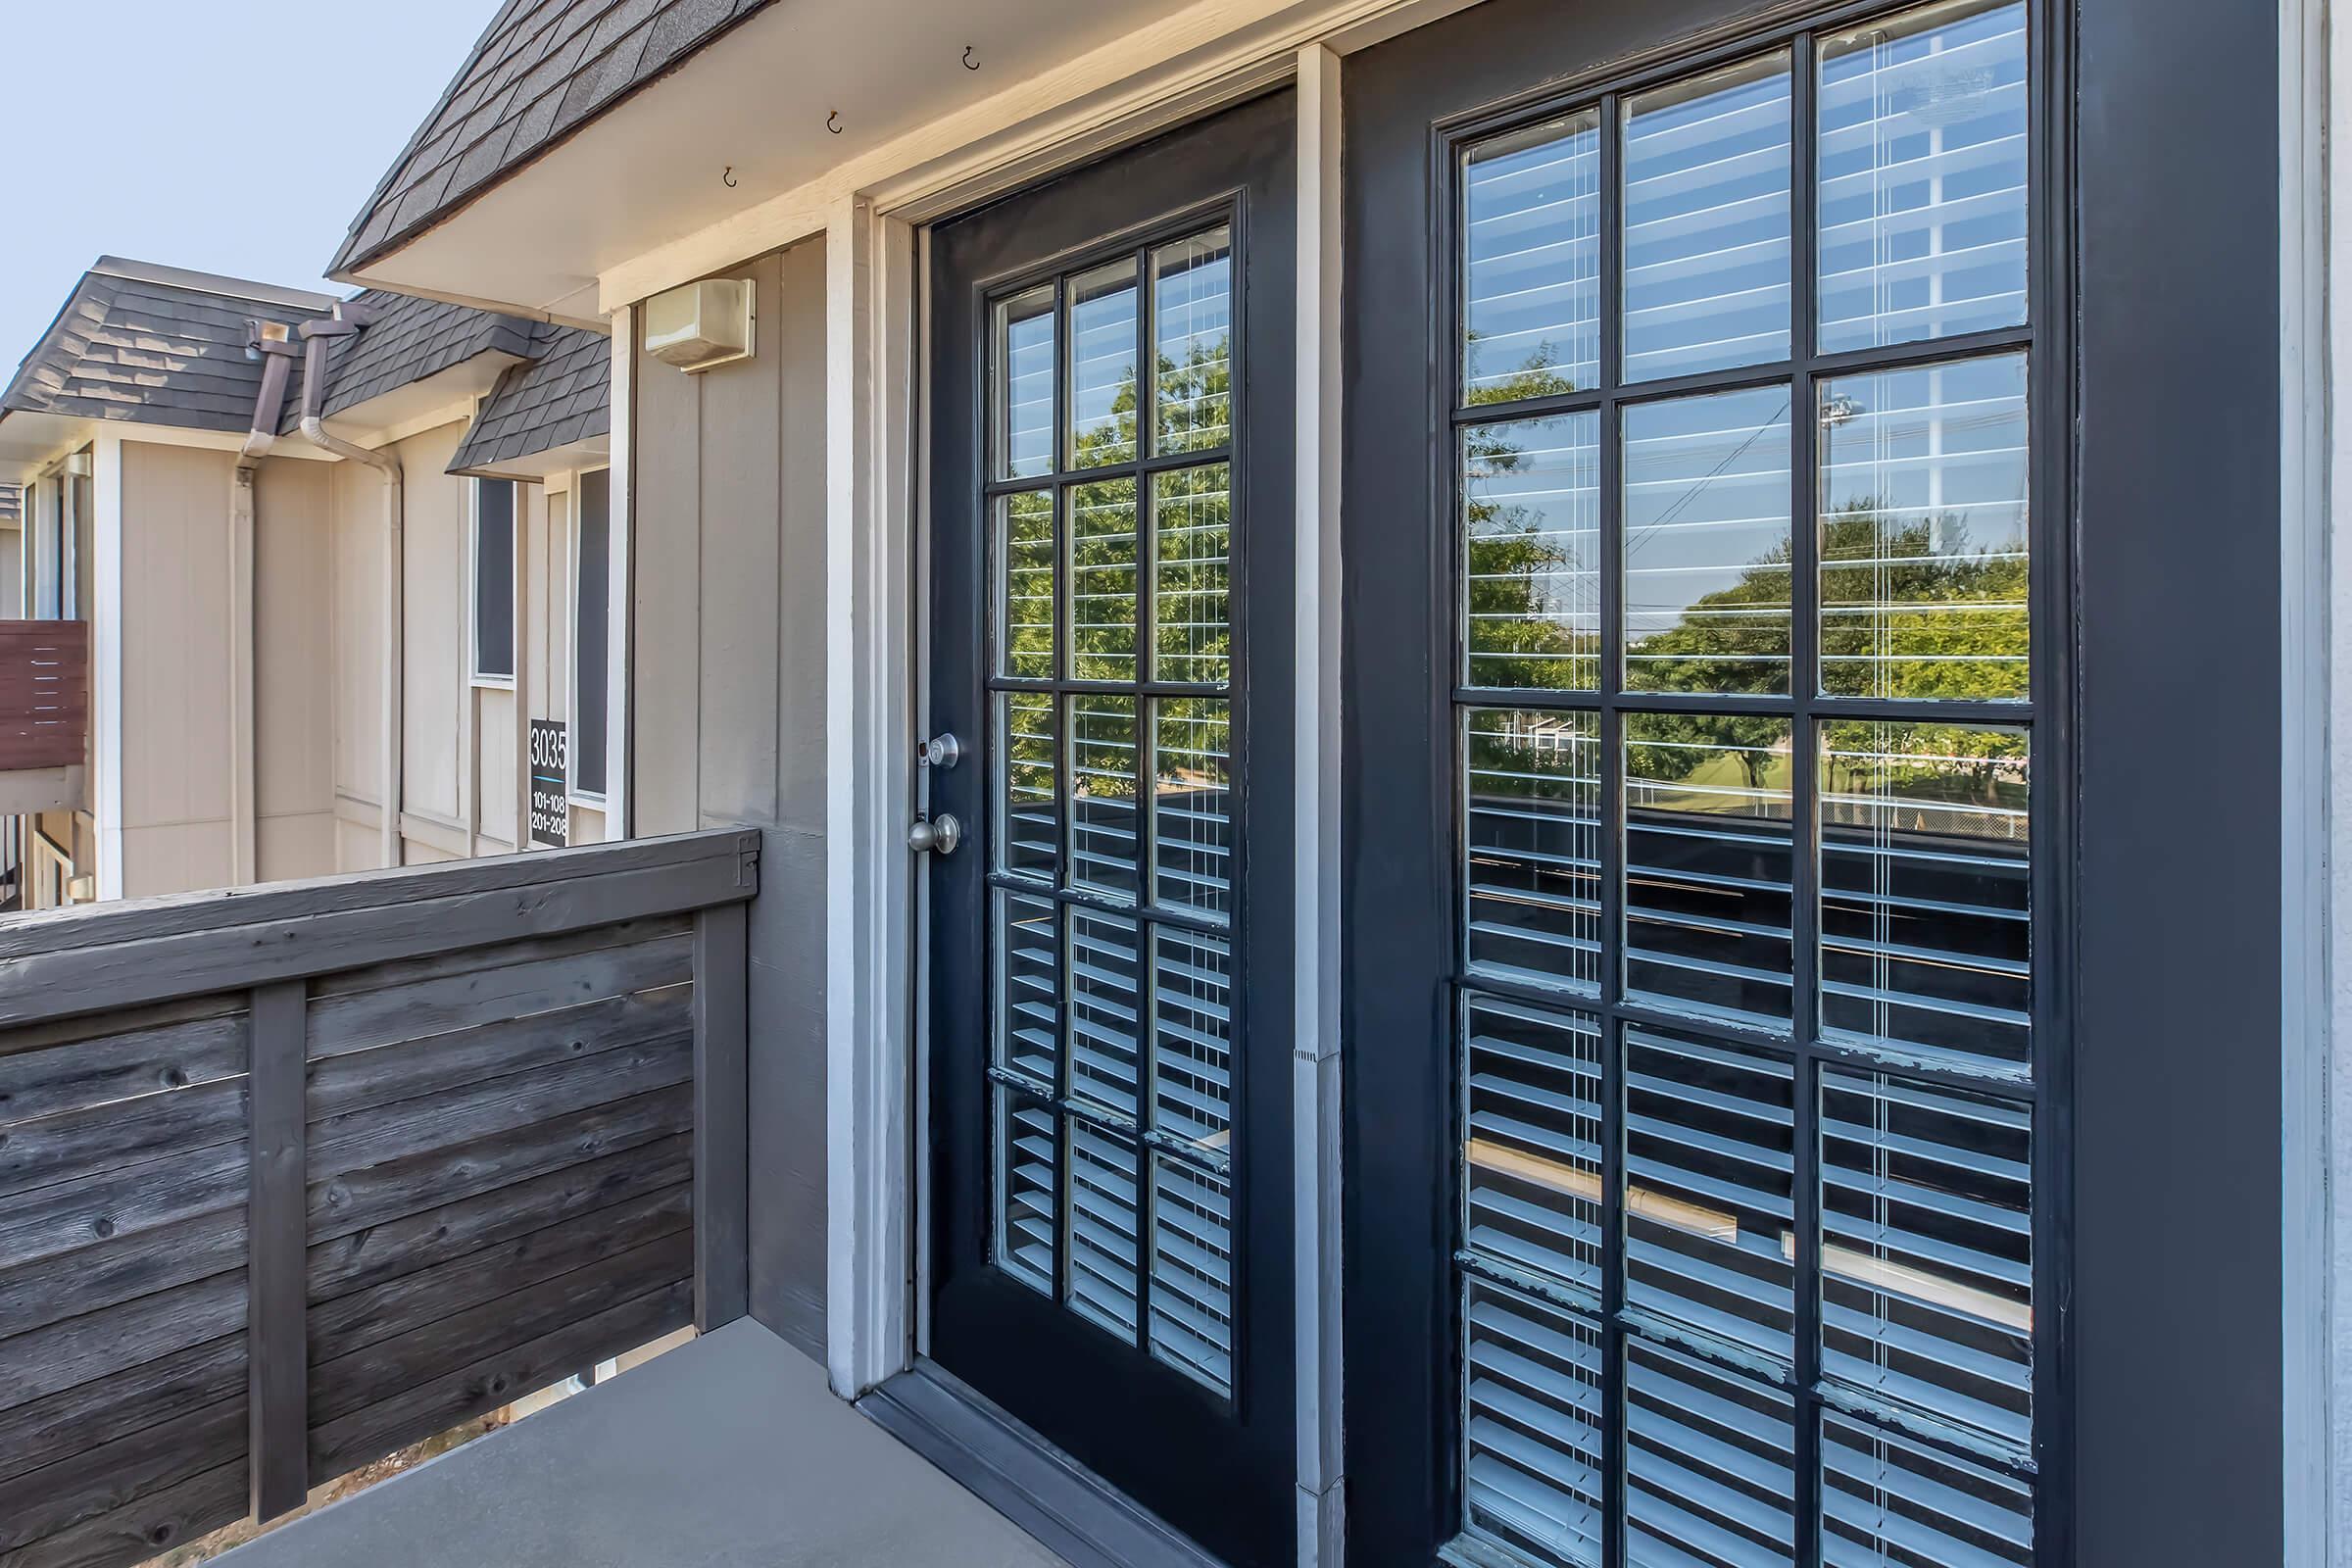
[573,470,611,798]
[472,479,516,681]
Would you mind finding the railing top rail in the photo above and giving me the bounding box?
[0,828,760,1030]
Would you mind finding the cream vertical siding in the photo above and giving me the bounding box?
[400,421,468,843]
[330,456,389,870]
[252,458,338,882]
[118,441,236,899]
[1,525,19,617]
[629,233,829,1355]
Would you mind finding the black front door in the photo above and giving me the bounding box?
[925,90,1298,1568]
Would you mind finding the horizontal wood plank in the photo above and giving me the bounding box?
[309,1229,694,1426]
[307,1083,691,1245]
[0,1204,244,1342]
[0,1077,247,1201]
[308,1036,691,1182]
[0,1456,244,1568]
[308,913,690,1004]
[0,1336,243,1487]
[307,1132,693,1304]
[0,1141,244,1277]
[0,1270,245,1415]
[0,828,752,965]
[0,1011,246,1124]
[306,983,693,1120]
[308,1184,692,1365]
[307,1276,692,1481]
[0,1396,243,1554]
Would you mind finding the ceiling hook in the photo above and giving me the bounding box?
[962,44,980,70]
[721,166,738,188]
[826,109,843,135]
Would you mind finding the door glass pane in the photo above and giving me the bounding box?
[1623,1026,1795,1361]
[1623,713,1794,1028]
[1819,1071,2032,1447]
[1625,1337,1796,1568]
[1463,1277,1606,1567]
[996,690,1058,881]
[1465,112,1602,404]
[995,284,1056,481]
[1819,721,2031,1074]
[1067,906,1143,1116]
[994,1089,1057,1295]
[997,489,1056,679]
[1819,353,2029,700]
[1623,51,1792,382]
[995,890,1060,1084]
[1070,476,1140,680]
[1464,996,1604,1293]
[1465,708,1601,991]
[1069,260,1140,467]
[1153,463,1232,685]
[1152,929,1232,1155]
[1067,1121,1142,1341]
[1818,0,2030,354]
[1466,413,1601,691]
[1152,228,1233,454]
[1821,1409,2034,1566]
[1152,1158,1235,1394]
[1623,386,1792,695]
[1067,696,1140,898]
[1152,698,1231,921]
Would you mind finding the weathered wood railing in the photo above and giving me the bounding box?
[0,829,756,1568]
[0,620,89,773]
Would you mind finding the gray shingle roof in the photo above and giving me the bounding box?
[279,289,537,433]
[0,262,334,434]
[330,0,777,277]
[448,319,612,474]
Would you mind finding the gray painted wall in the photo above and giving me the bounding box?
[632,235,830,1360]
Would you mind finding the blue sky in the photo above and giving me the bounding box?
[0,0,497,371]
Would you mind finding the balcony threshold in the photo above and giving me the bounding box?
[214,1319,1068,1567]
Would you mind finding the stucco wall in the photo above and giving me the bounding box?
[632,234,829,1359]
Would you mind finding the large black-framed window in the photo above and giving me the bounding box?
[1343,0,2097,1562]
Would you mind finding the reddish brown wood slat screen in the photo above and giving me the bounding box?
[0,621,89,772]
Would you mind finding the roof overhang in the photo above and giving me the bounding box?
[449,430,612,484]
[334,0,1290,315]
[0,410,341,483]
[316,351,523,449]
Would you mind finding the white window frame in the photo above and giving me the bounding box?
[566,465,613,808]
[467,474,520,689]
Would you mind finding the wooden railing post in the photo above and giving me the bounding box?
[248,980,311,1521]
[693,902,751,1330]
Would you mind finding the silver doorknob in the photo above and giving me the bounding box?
[907,813,962,856]
[917,732,961,769]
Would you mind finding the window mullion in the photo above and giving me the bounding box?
[1594,86,1629,1568]
[1788,28,1827,1568]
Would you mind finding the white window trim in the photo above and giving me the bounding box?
[566,464,614,810]
[467,475,520,690]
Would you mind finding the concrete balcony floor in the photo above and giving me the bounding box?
[217,1319,1068,1567]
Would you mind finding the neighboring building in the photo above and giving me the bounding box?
[0,258,613,908]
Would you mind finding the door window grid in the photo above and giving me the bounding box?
[981,220,1241,1398]
[1446,3,2044,1565]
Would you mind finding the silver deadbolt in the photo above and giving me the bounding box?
[918,732,962,769]
[907,813,962,856]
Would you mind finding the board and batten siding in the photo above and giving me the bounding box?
[117,443,337,901]
[326,418,557,872]
[631,235,828,1358]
